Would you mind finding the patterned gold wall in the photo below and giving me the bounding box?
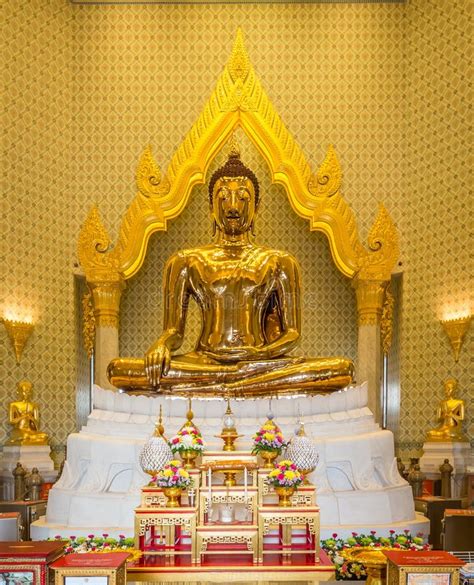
[2,0,75,460]
[1,0,471,459]
[399,0,472,454]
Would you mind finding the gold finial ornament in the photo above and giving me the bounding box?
[441,315,471,362]
[154,405,166,438]
[426,378,468,443]
[2,319,34,364]
[216,397,243,452]
[227,134,241,160]
[6,380,49,446]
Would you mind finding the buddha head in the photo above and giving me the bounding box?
[209,149,260,236]
[17,379,33,400]
[444,377,457,397]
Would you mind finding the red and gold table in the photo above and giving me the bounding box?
[50,552,129,585]
[134,505,198,563]
[0,541,65,585]
[384,550,464,585]
[257,505,320,564]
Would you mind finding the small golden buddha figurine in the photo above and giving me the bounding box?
[108,147,354,398]
[426,378,468,443]
[6,380,49,446]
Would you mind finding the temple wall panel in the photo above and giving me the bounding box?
[1,0,471,459]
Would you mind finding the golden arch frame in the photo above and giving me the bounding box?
[78,29,398,285]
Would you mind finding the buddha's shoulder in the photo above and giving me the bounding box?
[166,245,299,265]
[166,246,213,263]
[259,247,300,266]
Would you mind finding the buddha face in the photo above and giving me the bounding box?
[444,378,457,397]
[212,176,256,236]
[18,380,32,400]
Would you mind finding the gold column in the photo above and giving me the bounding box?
[353,278,388,423]
[90,279,125,389]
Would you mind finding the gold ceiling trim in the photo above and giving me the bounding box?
[78,29,399,284]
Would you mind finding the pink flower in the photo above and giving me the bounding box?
[332,533,338,538]
[172,438,179,444]
[102,533,109,538]
[88,534,95,539]
[371,530,376,535]
[278,473,285,480]
[389,530,395,534]
[54,535,62,540]
[352,532,358,537]
[255,436,261,442]
[291,464,297,470]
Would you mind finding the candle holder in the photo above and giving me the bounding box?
[441,315,471,362]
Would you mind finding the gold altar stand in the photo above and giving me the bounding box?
[134,505,198,564]
[196,484,259,564]
[257,504,320,564]
[132,453,333,583]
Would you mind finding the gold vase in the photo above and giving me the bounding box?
[259,449,279,469]
[274,485,295,506]
[162,486,182,507]
[180,449,199,469]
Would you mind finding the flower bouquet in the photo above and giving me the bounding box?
[51,534,142,563]
[267,459,303,506]
[252,418,286,468]
[152,459,193,507]
[169,425,205,469]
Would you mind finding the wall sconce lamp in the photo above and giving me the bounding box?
[1,318,35,364]
[441,315,471,362]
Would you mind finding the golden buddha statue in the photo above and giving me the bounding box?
[426,378,468,442]
[108,149,354,398]
[7,380,49,446]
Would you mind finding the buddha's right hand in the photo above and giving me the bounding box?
[145,343,171,386]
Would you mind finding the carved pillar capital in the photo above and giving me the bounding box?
[90,279,125,329]
[353,278,388,326]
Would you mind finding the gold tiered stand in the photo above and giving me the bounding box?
[134,449,321,571]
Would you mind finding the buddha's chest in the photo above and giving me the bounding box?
[188,256,276,299]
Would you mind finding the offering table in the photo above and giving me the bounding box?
[134,505,198,563]
[257,504,320,564]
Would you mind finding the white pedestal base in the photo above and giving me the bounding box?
[32,383,422,540]
[0,445,56,500]
[420,441,473,498]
